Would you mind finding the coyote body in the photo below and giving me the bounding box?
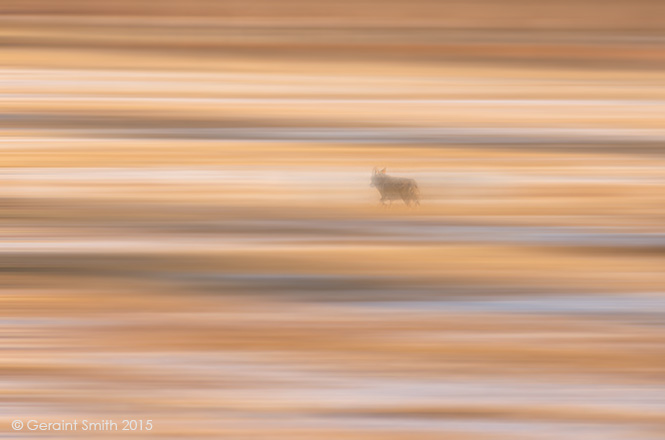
[371,168,420,206]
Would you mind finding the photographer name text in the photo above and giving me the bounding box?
[12,419,153,432]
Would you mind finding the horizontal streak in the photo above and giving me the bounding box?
[3,127,665,144]
[2,95,664,106]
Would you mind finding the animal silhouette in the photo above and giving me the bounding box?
[370,168,420,206]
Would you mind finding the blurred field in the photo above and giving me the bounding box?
[2,2,665,439]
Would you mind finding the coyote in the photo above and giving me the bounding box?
[370,168,420,206]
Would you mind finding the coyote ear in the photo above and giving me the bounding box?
[373,167,378,174]
[380,168,386,174]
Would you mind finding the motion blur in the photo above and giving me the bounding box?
[2,1,665,439]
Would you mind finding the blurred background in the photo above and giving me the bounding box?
[2,1,665,439]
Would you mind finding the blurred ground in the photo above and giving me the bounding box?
[2,2,665,439]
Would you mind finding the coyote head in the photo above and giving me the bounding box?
[370,167,387,187]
